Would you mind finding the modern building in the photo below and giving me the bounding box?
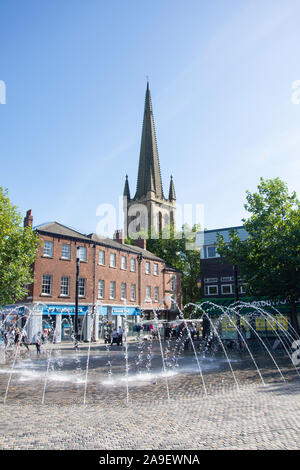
[196,226,300,338]
[196,226,249,299]
[123,82,176,237]
[12,211,181,343]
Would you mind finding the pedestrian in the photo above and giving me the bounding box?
[36,335,41,356]
[21,329,30,352]
[240,325,247,350]
[118,326,123,346]
[111,329,118,346]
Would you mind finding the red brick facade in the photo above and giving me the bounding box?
[26,222,182,317]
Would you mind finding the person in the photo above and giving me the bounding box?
[111,329,119,346]
[14,327,21,347]
[240,325,247,350]
[21,329,30,352]
[35,335,41,356]
[118,326,123,346]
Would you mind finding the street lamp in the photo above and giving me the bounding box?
[233,264,242,350]
[75,246,81,348]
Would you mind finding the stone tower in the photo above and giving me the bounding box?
[123,82,176,238]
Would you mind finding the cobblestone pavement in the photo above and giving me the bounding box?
[0,341,300,449]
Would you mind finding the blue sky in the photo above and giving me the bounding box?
[1,0,300,235]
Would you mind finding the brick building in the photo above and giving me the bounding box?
[18,211,181,343]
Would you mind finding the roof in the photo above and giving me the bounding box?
[35,222,164,261]
[35,222,91,241]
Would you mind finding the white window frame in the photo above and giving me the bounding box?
[98,280,104,299]
[79,278,86,297]
[221,276,234,282]
[60,276,70,296]
[131,284,136,301]
[121,255,127,270]
[153,263,159,276]
[171,275,176,291]
[154,286,159,302]
[43,241,53,258]
[42,274,52,295]
[121,282,127,300]
[221,284,234,295]
[98,250,105,265]
[204,278,218,284]
[110,281,116,299]
[146,285,151,301]
[130,258,136,272]
[240,284,247,294]
[78,246,87,262]
[145,261,151,275]
[61,243,70,260]
[204,285,218,296]
[110,253,116,268]
[206,245,217,258]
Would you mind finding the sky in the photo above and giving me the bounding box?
[1,0,300,235]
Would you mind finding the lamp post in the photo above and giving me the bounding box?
[75,247,80,348]
[233,264,242,350]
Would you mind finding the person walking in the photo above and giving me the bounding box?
[118,326,123,346]
[35,335,41,356]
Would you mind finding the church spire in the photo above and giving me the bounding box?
[168,175,176,201]
[123,174,130,199]
[134,82,164,200]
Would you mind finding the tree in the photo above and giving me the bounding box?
[127,223,201,307]
[0,187,40,306]
[217,177,300,334]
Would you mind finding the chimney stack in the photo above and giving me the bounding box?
[24,209,33,228]
[133,237,147,250]
[113,229,124,244]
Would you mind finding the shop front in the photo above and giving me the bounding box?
[98,305,141,339]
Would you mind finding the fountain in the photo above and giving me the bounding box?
[0,298,299,406]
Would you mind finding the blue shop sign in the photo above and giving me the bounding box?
[43,305,88,316]
[98,306,141,316]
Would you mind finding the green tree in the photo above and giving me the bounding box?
[217,177,300,334]
[127,223,201,307]
[0,188,40,306]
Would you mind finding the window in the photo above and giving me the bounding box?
[204,278,218,284]
[43,241,53,257]
[98,280,104,299]
[121,256,127,270]
[154,287,159,302]
[99,250,105,265]
[121,282,126,300]
[79,278,86,297]
[171,296,176,309]
[131,284,136,301]
[110,253,116,267]
[171,275,176,291]
[146,286,151,300]
[204,285,218,296]
[207,246,217,258]
[240,284,247,294]
[130,258,136,272]
[221,284,234,295]
[61,243,70,259]
[145,262,150,274]
[42,274,52,295]
[221,276,234,282]
[60,276,70,296]
[153,263,158,276]
[78,246,87,262]
[110,281,116,299]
